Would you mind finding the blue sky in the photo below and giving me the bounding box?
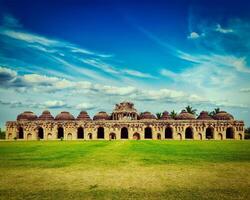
[0,0,250,129]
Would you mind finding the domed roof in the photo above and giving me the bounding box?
[17,111,37,121]
[38,110,54,120]
[55,111,75,120]
[76,111,92,120]
[197,111,213,120]
[160,111,172,120]
[140,111,156,120]
[93,111,109,120]
[213,111,234,120]
[175,110,196,120]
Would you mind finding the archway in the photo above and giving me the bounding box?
[198,133,202,140]
[8,133,12,140]
[226,127,234,139]
[206,127,214,139]
[133,133,140,140]
[157,133,161,140]
[97,127,104,139]
[177,133,182,140]
[57,127,64,139]
[27,133,32,140]
[185,127,193,139]
[144,127,152,139]
[165,127,173,139]
[77,127,84,139]
[67,133,72,140]
[121,127,128,139]
[47,133,52,140]
[38,127,44,139]
[218,133,223,140]
[18,127,24,139]
[238,134,243,140]
[109,133,116,140]
[88,133,92,140]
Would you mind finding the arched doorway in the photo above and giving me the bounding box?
[185,127,193,139]
[97,127,104,139]
[198,133,202,140]
[8,134,12,140]
[18,127,24,139]
[109,133,116,140]
[133,133,140,140]
[144,127,152,139]
[77,127,84,139]
[88,133,92,140]
[177,133,182,140]
[58,127,64,139]
[27,133,32,140]
[67,133,72,140]
[157,133,161,140]
[226,127,234,139]
[121,127,128,139]
[47,133,52,140]
[238,134,243,140]
[218,133,223,140]
[38,127,44,139]
[206,127,214,139]
[165,127,173,139]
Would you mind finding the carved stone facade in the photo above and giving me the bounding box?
[5,102,245,140]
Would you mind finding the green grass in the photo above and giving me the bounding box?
[0,140,249,200]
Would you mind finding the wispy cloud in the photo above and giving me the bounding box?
[215,24,233,33]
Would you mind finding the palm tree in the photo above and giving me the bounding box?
[170,110,177,119]
[209,108,220,117]
[185,105,197,115]
[156,112,162,119]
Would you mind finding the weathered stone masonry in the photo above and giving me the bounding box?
[5,102,245,140]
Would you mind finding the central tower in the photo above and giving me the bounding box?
[111,101,138,120]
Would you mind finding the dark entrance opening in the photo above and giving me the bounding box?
[58,127,64,139]
[18,127,24,139]
[185,127,193,139]
[165,127,173,139]
[77,127,84,139]
[121,127,128,139]
[38,127,44,139]
[109,133,116,140]
[226,127,234,139]
[205,127,214,139]
[144,127,152,139]
[97,127,104,139]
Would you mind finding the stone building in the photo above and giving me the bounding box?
[5,102,245,140]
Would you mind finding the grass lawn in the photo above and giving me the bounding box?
[0,140,249,200]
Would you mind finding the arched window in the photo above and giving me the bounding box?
[198,133,202,140]
[67,133,72,140]
[133,133,140,140]
[18,127,24,139]
[205,127,214,139]
[38,127,44,139]
[88,133,92,139]
[144,127,152,139]
[226,127,234,139]
[109,133,116,140]
[121,127,128,139]
[97,127,104,139]
[177,133,182,140]
[58,127,64,139]
[165,127,173,139]
[157,133,161,140]
[185,127,193,139]
[77,127,84,139]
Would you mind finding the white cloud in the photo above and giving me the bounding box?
[75,102,96,110]
[122,69,155,78]
[44,100,66,108]
[187,32,200,39]
[215,24,233,33]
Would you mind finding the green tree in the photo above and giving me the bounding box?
[209,108,220,117]
[156,112,162,119]
[170,110,177,119]
[0,128,6,140]
[185,105,197,115]
[245,127,250,139]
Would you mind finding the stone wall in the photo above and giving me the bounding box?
[5,119,245,140]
